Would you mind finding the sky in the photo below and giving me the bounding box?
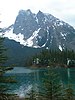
[0,0,75,28]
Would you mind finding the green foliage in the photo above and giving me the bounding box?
[68,60,75,67]
[29,49,75,67]
[40,68,64,100]
[64,84,75,100]
[27,87,36,100]
[27,85,45,100]
[0,37,8,66]
[25,68,75,100]
[0,37,16,99]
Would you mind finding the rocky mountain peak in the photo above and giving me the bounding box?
[1,9,75,51]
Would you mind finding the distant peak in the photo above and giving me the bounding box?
[37,10,44,17]
[18,10,25,15]
[37,10,43,14]
[18,9,32,16]
[26,9,31,12]
[25,9,32,15]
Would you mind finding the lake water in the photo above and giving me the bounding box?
[5,67,75,98]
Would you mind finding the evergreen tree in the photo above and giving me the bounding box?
[30,49,75,67]
[0,37,16,99]
[27,87,36,100]
[64,84,75,100]
[40,67,64,100]
[0,37,7,66]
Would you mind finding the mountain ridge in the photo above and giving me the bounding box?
[1,9,75,51]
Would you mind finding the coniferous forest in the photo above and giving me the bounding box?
[1,0,75,99]
[0,37,75,99]
[0,37,17,100]
[26,49,75,68]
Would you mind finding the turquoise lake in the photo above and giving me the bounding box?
[5,67,75,98]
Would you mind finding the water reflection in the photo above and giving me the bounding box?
[6,67,33,74]
[6,67,75,97]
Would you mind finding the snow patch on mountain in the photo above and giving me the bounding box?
[50,36,53,44]
[35,16,38,23]
[2,28,25,45]
[59,22,64,26]
[0,27,41,48]
[41,29,50,48]
[42,42,46,47]
[59,45,62,51]
[26,28,41,47]
[1,9,75,50]
[60,32,66,39]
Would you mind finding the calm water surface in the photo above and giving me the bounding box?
[5,67,75,98]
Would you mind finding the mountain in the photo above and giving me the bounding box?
[3,38,42,66]
[14,10,75,50]
[0,9,75,66]
[1,9,75,51]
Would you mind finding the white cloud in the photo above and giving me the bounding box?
[0,0,75,28]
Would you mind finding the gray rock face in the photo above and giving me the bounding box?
[2,9,75,50]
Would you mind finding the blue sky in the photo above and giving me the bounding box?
[0,0,75,28]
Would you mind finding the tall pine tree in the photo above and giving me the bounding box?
[0,37,16,100]
[40,67,64,100]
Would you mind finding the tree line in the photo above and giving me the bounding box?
[26,49,75,67]
[0,36,75,100]
[25,67,75,100]
[0,37,17,99]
